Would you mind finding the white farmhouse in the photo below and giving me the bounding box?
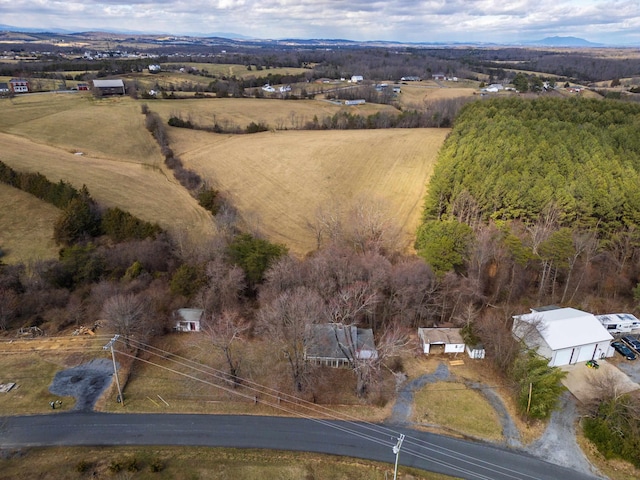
[513,307,613,367]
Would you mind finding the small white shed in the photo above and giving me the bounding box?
[418,328,465,355]
[174,308,203,332]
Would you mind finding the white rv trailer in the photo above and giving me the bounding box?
[596,313,640,334]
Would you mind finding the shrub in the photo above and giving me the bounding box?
[174,168,202,191]
[245,121,269,134]
[149,457,165,472]
[170,264,205,297]
[164,156,182,170]
[197,187,220,215]
[75,460,92,473]
[168,116,194,129]
[124,457,139,472]
[228,233,288,285]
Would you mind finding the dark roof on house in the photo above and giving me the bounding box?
[306,323,376,360]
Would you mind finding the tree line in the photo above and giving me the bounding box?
[0,160,162,246]
[167,96,474,135]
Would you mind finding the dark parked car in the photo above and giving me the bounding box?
[621,335,640,352]
[612,341,637,360]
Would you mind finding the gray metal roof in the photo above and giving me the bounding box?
[92,79,125,88]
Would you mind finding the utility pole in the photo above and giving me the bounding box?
[103,335,124,407]
[392,433,405,480]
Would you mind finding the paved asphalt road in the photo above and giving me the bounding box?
[0,413,599,480]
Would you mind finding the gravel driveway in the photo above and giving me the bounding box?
[48,358,115,411]
[388,361,604,478]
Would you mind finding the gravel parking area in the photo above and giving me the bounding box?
[561,360,639,404]
[48,358,115,411]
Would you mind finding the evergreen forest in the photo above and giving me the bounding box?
[416,97,640,308]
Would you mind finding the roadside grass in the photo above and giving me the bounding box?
[0,446,452,480]
[444,360,545,445]
[0,183,59,264]
[170,127,448,256]
[405,354,546,445]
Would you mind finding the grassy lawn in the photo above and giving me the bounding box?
[0,446,452,479]
[413,381,503,441]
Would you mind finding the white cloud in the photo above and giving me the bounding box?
[0,0,638,44]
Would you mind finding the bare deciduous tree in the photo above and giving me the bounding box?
[306,201,343,250]
[259,254,306,305]
[344,196,403,255]
[201,309,249,387]
[474,308,521,372]
[102,293,147,346]
[386,259,438,328]
[258,287,326,392]
[0,288,18,331]
[329,322,408,398]
[196,258,245,314]
[327,282,380,397]
[328,281,379,326]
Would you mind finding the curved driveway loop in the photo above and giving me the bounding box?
[386,361,603,477]
[48,358,114,411]
[387,362,450,425]
[388,362,520,447]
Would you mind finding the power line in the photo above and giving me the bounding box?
[113,337,538,480]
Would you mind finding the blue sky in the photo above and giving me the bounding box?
[1,0,638,44]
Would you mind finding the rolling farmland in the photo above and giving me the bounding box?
[0,92,449,260]
[170,127,449,255]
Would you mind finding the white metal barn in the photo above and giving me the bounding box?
[513,307,614,367]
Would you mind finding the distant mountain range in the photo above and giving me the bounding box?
[523,36,604,47]
[0,25,608,47]
[0,24,253,40]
